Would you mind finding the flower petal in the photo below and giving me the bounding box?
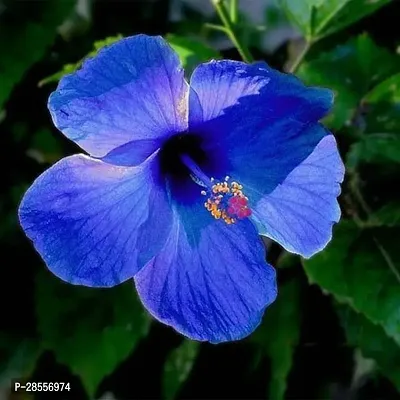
[19,153,172,287]
[189,60,334,194]
[251,135,345,258]
[49,35,188,160]
[189,60,332,129]
[134,198,277,343]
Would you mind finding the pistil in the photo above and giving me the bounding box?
[180,154,252,224]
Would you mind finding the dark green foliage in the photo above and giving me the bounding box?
[1,0,400,398]
[278,0,391,41]
[297,34,400,129]
[0,0,75,109]
[337,304,400,391]
[251,278,302,400]
[163,340,200,400]
[35,270,150,397]
[303,222,400,346]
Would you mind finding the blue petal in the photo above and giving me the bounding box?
[19,153,172,287]
[100,139,161,167]
[134,195,277,343]
[189,60,334,194]
[188,60,343,258]
[49,35,188,160]
[251,135,345,258]
[189,60,332,129]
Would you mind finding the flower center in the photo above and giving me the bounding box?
[159,133,206,179]
[181,154,252,225]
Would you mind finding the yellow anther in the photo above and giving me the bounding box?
[202,178,251,224]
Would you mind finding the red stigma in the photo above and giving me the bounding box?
[228,196,252,219]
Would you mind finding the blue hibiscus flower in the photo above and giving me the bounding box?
[19,35,344,343]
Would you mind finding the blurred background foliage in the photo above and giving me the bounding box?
[0,0,400,399]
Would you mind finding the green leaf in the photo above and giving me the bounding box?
[38,63,80,87]
[90,35,124,53]
[365,72,400,103]
[298,35,400,129]
[163,340,200,400]
[316,0,391,39]
[27,128,63,164]
[278,1,312,38]
[364,72,400,134]
[39,35,123,86]
[35,270,151,397]
[368,203,400,227]
[0,0,75,108]
[166,34,220,74]
[347,133,400,168]
[252,279,301,400]
[279,0,390,41]
[303,221,400,346]
[0,335,42,387]
[337,304,400,390]
[39,33,218,87]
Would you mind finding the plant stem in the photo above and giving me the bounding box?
[203,22,228,34]
[288,40,311,73]
[230,0,238,24]
[210,0,253,63]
